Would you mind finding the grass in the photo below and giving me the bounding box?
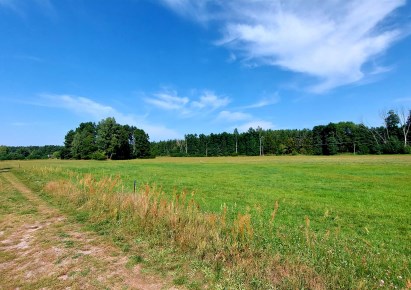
[2,155,410,289]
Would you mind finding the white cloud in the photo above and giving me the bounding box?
[191,91,230,110]
[161,0,407,92]
[217,110,251,122]
[40,94,181,141]
[144,89,230,115]
[241,94,280,109]
[145,91,189,111]
[43,94,120,119]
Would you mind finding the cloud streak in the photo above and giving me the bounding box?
[0,0,56,17]
[217,110,252,122]
[145,91,189,111]
[40,94,181,141]
[161,0,408,92]
[144,89,230,115]
[241,94,280,109]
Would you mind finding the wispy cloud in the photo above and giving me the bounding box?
[0,0,14,8]
[14,54,44,62]
[40,94,181,141]
[161,0,408,92]
[0,0,21,14]
[144,89,230,115]
[160,0,216,23]
[241,94,280,109]
[43,94,122,120]
[0,0,56,18]
[217,110,252,122]
[191,91,230,110]
[145,91,189,111]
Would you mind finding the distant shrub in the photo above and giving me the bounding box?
[91,150,106,160]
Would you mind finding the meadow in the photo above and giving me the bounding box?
[1,155,410,289]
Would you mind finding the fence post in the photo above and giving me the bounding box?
[133,180,136,193]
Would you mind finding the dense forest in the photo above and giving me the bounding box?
[1,109,410,160]
[152,109,411,156]
[0,145,63,160]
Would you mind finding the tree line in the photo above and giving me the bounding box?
[0,145,63,160]
[152,109,411,156]
[1,109,410,160]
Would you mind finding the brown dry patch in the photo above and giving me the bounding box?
[0,172,176,289]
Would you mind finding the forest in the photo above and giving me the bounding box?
[152,109,411,156]
[1,109,410,160]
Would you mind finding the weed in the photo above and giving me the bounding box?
[173,275,188,285]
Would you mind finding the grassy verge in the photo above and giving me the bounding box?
[0,168,173,289]
[4,156,411,289]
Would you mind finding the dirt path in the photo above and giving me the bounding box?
[0,171,175,289]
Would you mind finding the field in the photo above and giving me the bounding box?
[1,155,410,289]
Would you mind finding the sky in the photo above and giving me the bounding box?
[1,0,411,146]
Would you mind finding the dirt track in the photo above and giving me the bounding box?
[0,171,174,289]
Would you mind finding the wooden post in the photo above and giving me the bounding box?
[133,180,136,193]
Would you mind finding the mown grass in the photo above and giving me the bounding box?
[2,155,411,289]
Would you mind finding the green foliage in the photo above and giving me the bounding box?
[0,145,63,160]
[90,150,107,160]
[2,108,410,161]
[71,122,97,159]
[61,117,150,160]
[132,128,151,158]
[96,117,121,159]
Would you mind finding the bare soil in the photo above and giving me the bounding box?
[0,171,176,289]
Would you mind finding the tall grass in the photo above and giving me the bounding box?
[38,170,410,289]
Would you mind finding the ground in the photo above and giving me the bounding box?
[0,170,176,290]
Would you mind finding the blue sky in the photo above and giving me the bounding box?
[1,0,411,146]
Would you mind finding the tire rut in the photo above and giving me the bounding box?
[0,171,175,290]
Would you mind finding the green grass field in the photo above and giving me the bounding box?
[1,155,410,289]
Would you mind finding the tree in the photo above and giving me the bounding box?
[71,122,97,159]
[132,128,151,158]
[312,125,325,155]
[257,127,264,156]
[96,117,121,159]
[199,134,209,156]
[61,130,75,159]
[398,108,411,147]
[234,128,239,155]
[0,146,9,160]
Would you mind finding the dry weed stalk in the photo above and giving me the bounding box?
[42,173,327,289]
[270,200,279,224]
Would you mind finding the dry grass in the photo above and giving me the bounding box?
[0,172,174,290]
[43,173,326,289]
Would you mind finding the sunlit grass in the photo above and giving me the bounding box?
[2,155,411,288]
